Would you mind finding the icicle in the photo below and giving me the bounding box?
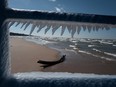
[8,21,15,29]
[52,24,60,35]
[111,25,116,29]
[7,19,114,37]
[44,25,51,34]
[32,25,37,30]
[87,25,92,33]
[71,28,76,38]
[93,27,95,31]
[52,28,57,35]
[96,25,101,30]
[82,25,86,31]
[30,24,37,35]
[36,23,40,28]
[101,28,104,30]
[87,28,91,33]
[15,22,21,27]
[36,21,46,33]
[67,28,71,33]
[70,25,77,38]
[15,20,23,27]
[33,20,40,28]
[44,27,50,34]
[37,26,42,33]
[76,26,81,34]
[100,24,105,30]
[105,26,110,30]
[7,22,11,28]
[24,22,31,30]
[95,28,99,32]
[41,21,47,28]
[37,23,46,32]
[52,23,60,29]
[52,23,57,35]
[61,26,66,36]
[67,25,72,33]
[21,22,27,28]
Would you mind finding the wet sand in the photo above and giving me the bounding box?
[10,37,116,75]
[44,50,116,75]
[10,37,59,73]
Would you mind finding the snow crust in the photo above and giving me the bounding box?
[1,72,116,87]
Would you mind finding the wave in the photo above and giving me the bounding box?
[65,48,77,54]
[78,50,115,61]
[104,52,116,57]
[69,45,76,48]
[88,45,95,47]
[92,48,102,53]
[24,36,56,45]
[99,41,113,45]
[92,48,116,58]
[70,40,77,43]
[113,44,116,47]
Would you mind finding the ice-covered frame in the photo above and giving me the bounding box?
[7,9,116,37]
[0,0,116,87]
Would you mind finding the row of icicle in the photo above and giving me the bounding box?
[6,19,116,37]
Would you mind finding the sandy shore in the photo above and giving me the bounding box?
[10,37,59,73]
[44,50,116,75]
[10,37,116,75]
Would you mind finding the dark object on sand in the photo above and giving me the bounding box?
[37,55,66,68]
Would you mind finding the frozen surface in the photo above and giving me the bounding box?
[1,72,116,87]
[6,19,116,38]
[1,4,116,87]
[14,72,116,79]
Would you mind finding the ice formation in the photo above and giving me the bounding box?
[6,8,116,38]
[6,19,116,37]
[0,0,116,86]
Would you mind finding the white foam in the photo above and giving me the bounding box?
[78,50,115,61]
[24,36,55,45]
[101,57,114,61]
[69,45,75,48]
[78,50,91,55]
[71,40,77,43]
[65,48,77,54]
[104,52,116,57]
[14,72,116,79]
[88,45,95,47]
[99,41,113,45]
[73,47,78,50]
[113,44,116,47]
[92,48,102,52]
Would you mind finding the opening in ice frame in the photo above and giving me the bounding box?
[6,0,116,75]
[7,19,116,75]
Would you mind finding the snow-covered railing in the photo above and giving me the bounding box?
[6,19,116,38]
[6,8,116,37]
[0,0,116,87]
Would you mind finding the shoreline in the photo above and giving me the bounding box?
[10,36,116,75]
[43,49,116,75]
[10,36,59,73]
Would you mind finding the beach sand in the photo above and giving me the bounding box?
[44,51,116,75]
[10,37,116,75]
[10,37,59,73]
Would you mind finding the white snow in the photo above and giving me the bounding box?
[14,72,116,79]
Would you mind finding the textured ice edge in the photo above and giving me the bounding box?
[14,72,116,80]
[1,72,116,87]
